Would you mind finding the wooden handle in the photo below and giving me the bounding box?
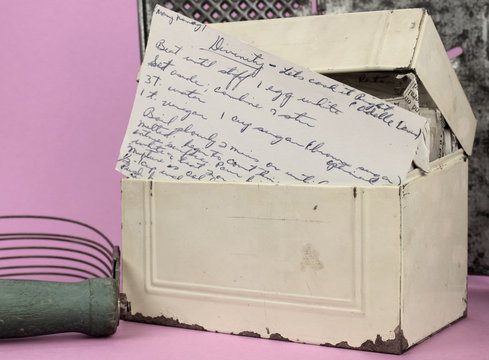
[0,278,119,338]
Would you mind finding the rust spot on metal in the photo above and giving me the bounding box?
[320,325,408,355]
[122,312,206,331]
[269,333,291,342]
[353,187,357,198]
[238,331,261,338]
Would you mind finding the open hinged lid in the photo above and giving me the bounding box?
[211,8,477,155]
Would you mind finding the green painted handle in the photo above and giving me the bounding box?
[0,278,119,338]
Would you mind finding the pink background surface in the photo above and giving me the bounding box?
[0,0,140,247]
[1,1,489,358]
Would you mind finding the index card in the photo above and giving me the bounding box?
[116,6,427,185]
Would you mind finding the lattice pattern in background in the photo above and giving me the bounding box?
[138,0,320,57]
[161,0,311,23]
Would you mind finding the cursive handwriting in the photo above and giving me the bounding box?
[297,96,342,115]
[204,35,264,75]
[155,39,183,55]
[219,66,255,91]
[170,69,204,87]
[160,98,208,121]
[168,86,206,103]
[183,56,216,68]
[148,55,175,72]
[143,106,176,126]
[278,66,305,80]
[265,85,293,108]
[213,87,262,109]
[117,6,426,186]
[277,111,316,128]
[176,14,206,32]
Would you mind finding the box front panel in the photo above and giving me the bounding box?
[150,183,361,310]
[122,180,402,350]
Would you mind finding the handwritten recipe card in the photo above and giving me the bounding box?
[117,6,427,185]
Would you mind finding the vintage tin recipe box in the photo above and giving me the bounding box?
[121,9,477,354]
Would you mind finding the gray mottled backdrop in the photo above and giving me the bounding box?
[140,0,489,274]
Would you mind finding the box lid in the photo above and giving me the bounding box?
[211,8,477,155]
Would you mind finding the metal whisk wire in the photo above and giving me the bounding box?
[0,215,117,281]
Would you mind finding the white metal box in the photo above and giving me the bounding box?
[121,9,476,354]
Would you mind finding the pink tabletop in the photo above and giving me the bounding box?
[0,275,487,359]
